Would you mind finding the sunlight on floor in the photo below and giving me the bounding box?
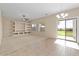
[55,39,79,50]
[57,36,76,41]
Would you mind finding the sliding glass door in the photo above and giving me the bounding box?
[57,18,77,42]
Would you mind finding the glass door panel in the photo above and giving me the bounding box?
[57,20,65,39]
[65,19,77,42]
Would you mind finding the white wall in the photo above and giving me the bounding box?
[0,11,3,45]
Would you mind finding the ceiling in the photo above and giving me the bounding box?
[0,3,79,20]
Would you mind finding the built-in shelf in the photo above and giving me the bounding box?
[12,20,31,35]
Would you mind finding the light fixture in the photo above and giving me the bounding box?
[56,13,68,19]
[21,14,29,21]
[56,15,60,18]
[19,13,30,21]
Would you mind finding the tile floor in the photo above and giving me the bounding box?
[0,35,79,56]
